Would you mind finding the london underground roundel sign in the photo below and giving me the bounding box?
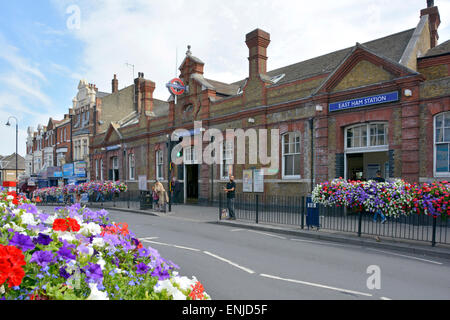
[166,78,185,96]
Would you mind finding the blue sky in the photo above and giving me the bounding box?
[0,0,449,157]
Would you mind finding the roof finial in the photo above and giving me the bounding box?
[186,45,192,56]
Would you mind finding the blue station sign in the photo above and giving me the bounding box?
[329,91,399,112]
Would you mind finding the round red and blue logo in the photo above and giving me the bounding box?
[166,78,185,96]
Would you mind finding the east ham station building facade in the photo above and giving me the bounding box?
[90,1,450,204]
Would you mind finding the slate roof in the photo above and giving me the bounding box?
[422,39,450,58]
[231,28,416,88]
[153,98,169,117]
[0,153,25,170]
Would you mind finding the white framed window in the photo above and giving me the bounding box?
[100,159,104,181]
[220,141,234,180]
[83,139,88,157]
[184,146,199,165]
[345,123,388,153]
[128,153,135,180]
[434,112,450,176]
[95,159,99,180]
[156,150,164,180]
[282,132,301,179]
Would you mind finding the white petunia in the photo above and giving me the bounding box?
[92,237,105,248]
[87,283,109,300]
[20,212,38,226]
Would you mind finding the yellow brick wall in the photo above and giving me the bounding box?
[332,60,394,92]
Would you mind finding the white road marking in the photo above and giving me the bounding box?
[142,240,201,252]
[290,238,348,247]
[366,248,443,265]
[259,273,373,297]
[139,237,159,241]
[232,229,287,239]
[380,297,392,300]
[203,251,255,274]
[248,230,287,240]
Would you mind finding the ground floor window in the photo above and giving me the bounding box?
[282,132,301,179]
[156,150,164,180]
[435,112,450,176]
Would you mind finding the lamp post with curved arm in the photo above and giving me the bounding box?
[6,116,18,192]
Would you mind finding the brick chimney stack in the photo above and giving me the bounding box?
[134,72,155,115]
[421,0,440,48]
[112,74,119,93]
[245,29,271,79]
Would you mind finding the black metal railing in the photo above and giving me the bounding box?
[218,193,450,247]
[35,190,145,210]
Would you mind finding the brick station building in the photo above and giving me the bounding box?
[91,1,449,203]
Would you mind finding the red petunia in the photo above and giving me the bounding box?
[53,218,81,233]
[189,281,205,300]
[0,245,26,288]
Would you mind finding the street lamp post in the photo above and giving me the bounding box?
[6,116,18,193]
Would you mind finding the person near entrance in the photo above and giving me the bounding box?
[224,175,236,220]
[372,170,386,224]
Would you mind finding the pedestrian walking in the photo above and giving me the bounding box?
[151,186,159,210]
[372,170,386,224]
[154,180,169,212]
[223,175,236,220]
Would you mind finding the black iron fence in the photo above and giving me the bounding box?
[218,193,450,247]
[35,190,148,210]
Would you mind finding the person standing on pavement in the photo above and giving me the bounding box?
[154,180,168,212]
[372,170,386,224]
[223,175,236,220]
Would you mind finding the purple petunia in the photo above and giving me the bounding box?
[83,263,103,284]
[9,232,35,252]
[18,203,38,214]
[33,233,53,246]
[59,267,72,279]
[135,263,150,275]
[30,250,55,267]
[57,245,76,261]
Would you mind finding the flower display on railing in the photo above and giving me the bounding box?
[33,181,128,199]
[312,178,450,218]
[0,191,210,300]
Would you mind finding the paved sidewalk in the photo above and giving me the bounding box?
[40,202,450,260]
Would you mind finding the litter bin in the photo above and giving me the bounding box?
[140,191,153,210]
[306,195,320,229]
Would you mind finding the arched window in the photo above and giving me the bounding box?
[435,112,450,175]
[282,132,301,179]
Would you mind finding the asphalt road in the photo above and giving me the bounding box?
[42,206,450,300]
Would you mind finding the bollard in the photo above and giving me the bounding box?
[358,210,362,237]
[255,194,259,224]
[219,193,222,221]
[432,216,437,247]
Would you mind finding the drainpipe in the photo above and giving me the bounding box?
[309,118,314,193]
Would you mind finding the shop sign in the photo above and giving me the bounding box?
[74,161,87,177]
[329,91,399,112]
[63,163,74,177]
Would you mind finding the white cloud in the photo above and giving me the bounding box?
[49,0,449,101]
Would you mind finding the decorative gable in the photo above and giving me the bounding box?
[331,60,395,92]
[103,123,122,144]
[315,43,419,94]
